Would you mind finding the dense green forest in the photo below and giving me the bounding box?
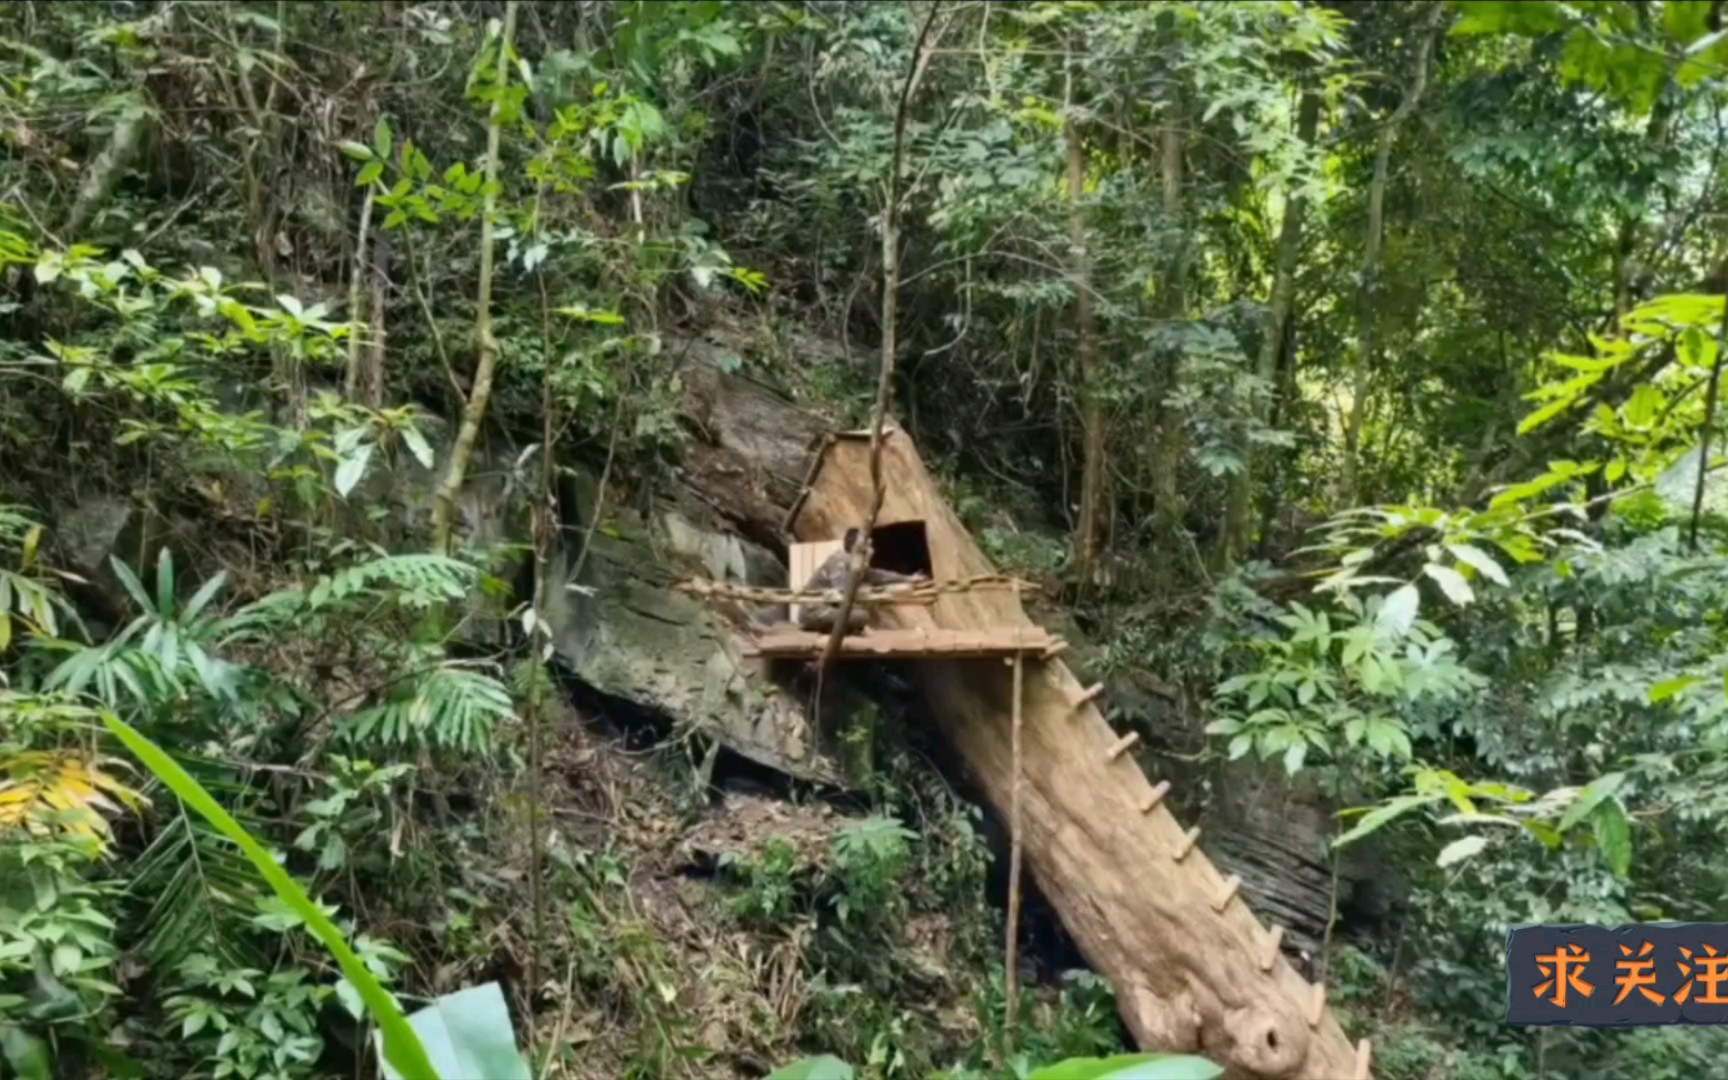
[4,1,1728,1077]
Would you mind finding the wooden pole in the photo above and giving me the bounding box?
[1003,612,1026,1050]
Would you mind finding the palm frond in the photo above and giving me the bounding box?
[309,554,477,610]
[217,554,478,644]
[341,665,514,754]
[128,794,271,970]
[0,749,147,850]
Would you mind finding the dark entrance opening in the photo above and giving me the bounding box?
[869,521,931,578]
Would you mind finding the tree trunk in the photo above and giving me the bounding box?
[1066,60,1107,589]
[1151,98,1189,584]
[1221,90,1319,565]
[431,0,518,554]
[1338,16,1439,507]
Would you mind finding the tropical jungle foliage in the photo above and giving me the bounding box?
[3,0,1728,1078]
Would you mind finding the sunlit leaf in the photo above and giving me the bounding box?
[1437,835,1488,868]
[1591,798,1632,878]
[1559,772,1625,833]
[1376,584,1419,638]
[1424,563,1474,606]
[1447,544,1508,587]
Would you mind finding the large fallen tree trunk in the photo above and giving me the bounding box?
[786,427,1364,1080]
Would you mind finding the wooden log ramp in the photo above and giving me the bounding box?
[786,426,1367,1078]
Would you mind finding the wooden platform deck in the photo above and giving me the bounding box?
[744,626,1056,659]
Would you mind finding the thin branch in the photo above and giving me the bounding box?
[813,1,945,694]
[1689,292,1728,552]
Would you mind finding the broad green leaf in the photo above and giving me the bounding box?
[1029,1053,1223,1080]
[337,140,375,162]
[1649,676,1700,704]
[1437,835,1488,868]
[1424,563,1474,606]
[357,160,385,188]
[1591,798,1632,878]
[1663,0,1713,44]
[1450,0,1567,36]
[335,444,375,498]
[1516,396,1572,436]
[766,1057,856,1080]
[400,427,435,470]
[1523,820,1563,851]
[374,116,394,161]
[1333,795,1432,849]
[1447,544,1508,587]
[379,983,528,1080]
[1376,584,1419,638]
[1559,772,1625,833]
[100,714,438,1080]
[1,1026,51,1080]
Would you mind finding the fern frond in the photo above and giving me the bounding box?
[341,665,513,754]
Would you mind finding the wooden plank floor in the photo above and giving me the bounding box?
[744,626,1055,659]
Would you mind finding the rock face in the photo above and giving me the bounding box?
[532,343,854,785]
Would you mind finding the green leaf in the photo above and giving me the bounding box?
[399,427,435,470]
[1450,0,1567,37]
[1516,396,1573,435]
[1559,772,1625,833]
[1649,676,1700,704]
[109,556,155,614]
[1663,0,1713,44]
[374,116,393,161]
[1436,835,1488,868]
[335,444,375,499]
[1,1026,51,1080]
[379,983,527,1080]
[1376,584,1420,638]
[182,571,228,624]
[1423,563,1475,606]
[765,1057,856,1080]
[1028,1054,1223,1080]
[555,304,626,325]
[357,160,385,188]
[1333,795,1432,849]
[155,546,175,620]
[1591,798,1632,878]
[1522,820,1563,851]
[337,140,375,162]
[99,714,439,1080]
[1447,544,1508,587]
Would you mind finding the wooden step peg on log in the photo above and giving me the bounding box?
[1173,825,1201,862]
[1354,1038,1373,1080]
[1106,732,1140,761]
[1138,780,1170,814]
[1258,926,1284,972]
[1041,638,1069,660]
[1209,874,1242,913]
[1308,983,1326,1028]
[1068,682,1105,710]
